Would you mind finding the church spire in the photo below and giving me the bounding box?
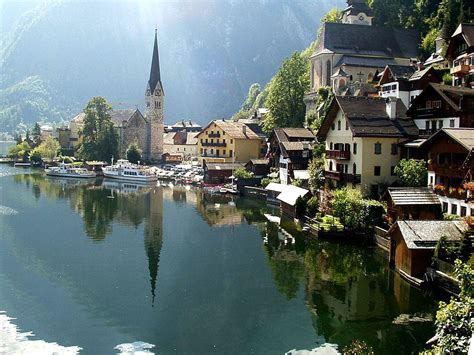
[148,29,163,94]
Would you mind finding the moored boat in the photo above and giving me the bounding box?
[103,159,157,182]
[45,163,96,179]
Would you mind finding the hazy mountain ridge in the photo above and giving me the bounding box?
[0,0,343,133]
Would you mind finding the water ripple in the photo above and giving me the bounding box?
[0,205,18,216]
[114,341,155,354]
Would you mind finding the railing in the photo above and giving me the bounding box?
[428,164,465,178]
[324,170,361,183]
[201,142,227,147]
[326,150,350,160]
[450,64,470,75]
[208,132,221,138]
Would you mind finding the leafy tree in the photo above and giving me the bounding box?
[126,142,142,164]
[421,28,440,58]
[442,72,452,85]
[306,196,320,217]
[234,167,253,179]
[29,149,42,164]
[317,8,342,38]
[308,157,324,192]
[394,159,428,187]
[241,83,261,111]
[8,141,31,161]
[78,97,118,162]
[291,179,303,188]
[33,136,60,162]
[262,52,309,132]
[429,260,473,353]
[31,123,42,147]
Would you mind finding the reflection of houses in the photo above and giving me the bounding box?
[378,65,441,109]
[268,128,315,185]
[196,120,266,164]
[388,220,468,282]
[445,23,474,88]
[317,96,418,195]
[386,187,441,223]
[420,128,474,216]
[305,0,419,111]
[265,183,310,218]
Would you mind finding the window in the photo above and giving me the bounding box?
[461,206,467,217]
[337,121,341,130]
[353,143,357,154]
[374,166,381,176]
[326,60,331,86]
[211,139,213,143]
[352,163,356,174]
[205,139,208,143]
[451,204,458,215]
[374,143,382,155]
[330,142,333,150]
[439,120,443,128]
[223,139,226,143]
[216,150,219,157]
[230,139,233,144]
[223,150,226,155]
[200,139,203,143]
[442,202,448,213]
[200,148,203,154]
[450,119,455,128]
[426,101,432,109]
[344,164,348,173]
[391,166,396,176]
[210,149,213,155]
[331,123,335,130]
[346,121,349,130]
[229,149,233,157]
[391,143,397,155]
[425,121,430,130]
[329,161,333,171]
[432,100,441,108]
[302,150,309,158]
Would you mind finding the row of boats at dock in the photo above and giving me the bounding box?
[45,159,205,184]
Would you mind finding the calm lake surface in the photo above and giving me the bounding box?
[0,166,440,354]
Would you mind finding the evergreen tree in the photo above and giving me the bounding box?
[31,123,41,147]
[126,142,142,164]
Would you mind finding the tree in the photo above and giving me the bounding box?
[8,141,31,161]
[306,196,320,217]
[126,142,142,164]
[33,136,60,162]
[295,196,307,218]
[291,179,303,188]
[394,159,428,187]
[241,83,261,112]
[317,8,342,38]
[78,97,118,162]
[428,260,473,353]
[31,123,42,147]
[262,52,310,132]
[308,141,326,192]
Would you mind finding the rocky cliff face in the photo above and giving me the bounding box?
[0,0,343,132]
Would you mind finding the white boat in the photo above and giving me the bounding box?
[103,159,157,182]
[45,163,96,179]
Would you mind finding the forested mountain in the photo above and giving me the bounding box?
[0,0,342,134]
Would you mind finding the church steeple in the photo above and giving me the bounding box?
[342,0,373,25]
[148,29,163,95]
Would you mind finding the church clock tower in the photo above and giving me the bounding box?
[145,29,164,162]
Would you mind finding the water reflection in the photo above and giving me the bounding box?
[262,220,438,354]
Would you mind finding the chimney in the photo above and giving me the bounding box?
[242,125,247,136]
[386,97,397,120]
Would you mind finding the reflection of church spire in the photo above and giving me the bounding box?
[144,187,164,305]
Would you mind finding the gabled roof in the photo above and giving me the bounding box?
[390,220,467,249]
[197,120,262,140]
[446,23,474,59]
[280,141,311,151]
[420,128,474,152]
[270,128,315,143]
[110,109,145,127]
[247,159,269,166]
[276,185,310,206]
[407,83,474,114]
[409,66,438,81]
[318,96,418,138]
[313,22,419,59]
[388,187,440,206]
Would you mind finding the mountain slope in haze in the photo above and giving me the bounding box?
[0,0,344,133]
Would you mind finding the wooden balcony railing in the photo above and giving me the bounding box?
[201,142,227,147]
[450,64,470,75]
[324,170,361,184]
[208,132,221,138]
[326,150,350,160]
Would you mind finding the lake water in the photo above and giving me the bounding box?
[0,167,441,354]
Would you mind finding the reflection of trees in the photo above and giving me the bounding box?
[16,174,164,304]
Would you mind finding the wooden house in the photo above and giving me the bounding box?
[386,187,441,223]
[388,220,467,283]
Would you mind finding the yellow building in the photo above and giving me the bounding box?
[196,119,266,164]
[317,96,419,196]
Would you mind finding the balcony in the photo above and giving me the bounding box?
[208,132,221,138]
[201,142,227,147]
[324,170,361,184]
[450,64,470,75]
[434,186,468,201]
[326,150,350,160]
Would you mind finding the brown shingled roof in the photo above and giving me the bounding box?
[388,187,440,206]
[202,120,261,139]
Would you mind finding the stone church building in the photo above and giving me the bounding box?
[65,30,164,162]
[304,0,420,112]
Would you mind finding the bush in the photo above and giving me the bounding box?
[307,196,320,217]
[291,179,303,187]
[295,196,307,219]
[234,167,253,179]
[394,159,428,187]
